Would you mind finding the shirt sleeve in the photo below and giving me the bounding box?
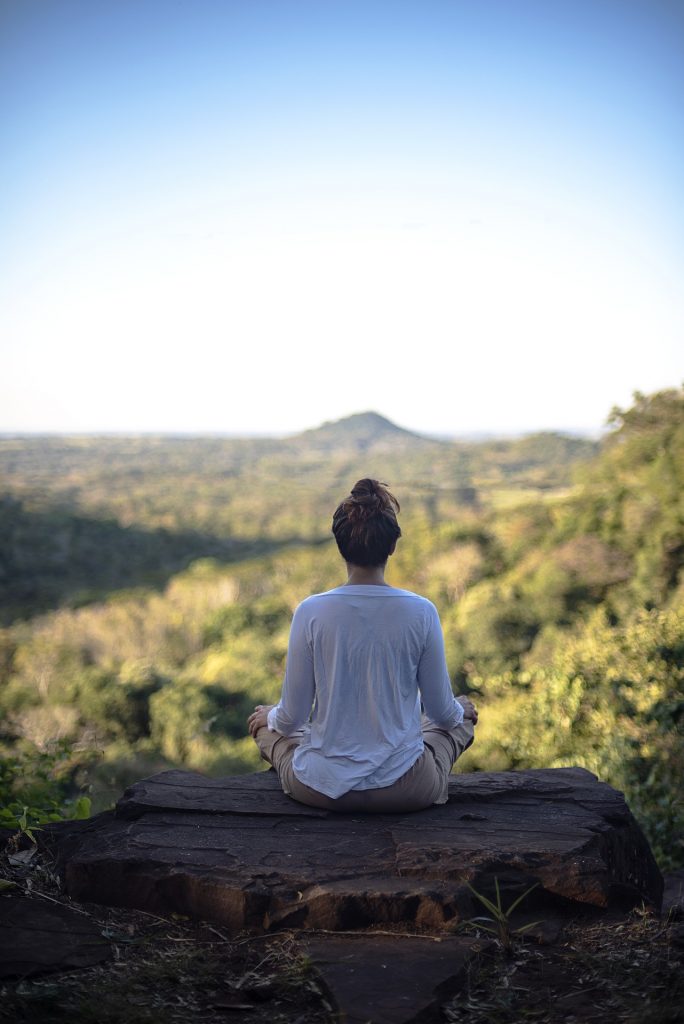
[267,601,316,735]
[417,602,464,729]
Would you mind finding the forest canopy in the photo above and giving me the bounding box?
[0,389,682,867]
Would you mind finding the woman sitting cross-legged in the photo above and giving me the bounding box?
[247,478,478,812]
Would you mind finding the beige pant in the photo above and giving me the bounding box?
[254,717,475,813]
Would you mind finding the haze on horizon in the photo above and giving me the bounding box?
[1,0,683,438]
[0,407,602,443]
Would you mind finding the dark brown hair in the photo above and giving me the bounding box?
[332,478,401,567]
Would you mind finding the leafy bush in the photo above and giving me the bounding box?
[469,604,684,868]
[0,739,92,841]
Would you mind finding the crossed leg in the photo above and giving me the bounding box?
[253,716,475,813]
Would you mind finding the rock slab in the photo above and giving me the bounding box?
[41,766,663,934]
[0,895,113,978]
[663,869,684,920]
[301,933,485,1024]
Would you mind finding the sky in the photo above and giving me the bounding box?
[1,0,682,437]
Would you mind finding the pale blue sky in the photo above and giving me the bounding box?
[1,0,682,436]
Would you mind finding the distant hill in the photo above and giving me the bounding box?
[0,413,604,622]
[291,411,438,453]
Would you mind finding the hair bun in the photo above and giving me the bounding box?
[347,479,399,521]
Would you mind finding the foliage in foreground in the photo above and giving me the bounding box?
[467,603,684,868]
[0,740,92,842]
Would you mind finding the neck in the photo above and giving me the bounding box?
[345,563,389,586]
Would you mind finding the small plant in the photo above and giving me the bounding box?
[0,740,93,849]
[464,877,541,951]
[2,803,45,844]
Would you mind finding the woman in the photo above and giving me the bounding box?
[247,478,478,812]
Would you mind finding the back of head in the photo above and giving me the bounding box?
[332,478,402,567]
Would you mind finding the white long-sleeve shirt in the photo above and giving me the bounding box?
[266,584,464,799]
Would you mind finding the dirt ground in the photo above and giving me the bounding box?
[2,850,683,1024]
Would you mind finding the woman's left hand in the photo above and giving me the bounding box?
[248,704,274,737]
[457,696,479,724]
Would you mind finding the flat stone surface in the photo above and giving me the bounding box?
[41,766,663,935]
[301,933,484,1024]
[117,767,328,818]
[0,895,113,977]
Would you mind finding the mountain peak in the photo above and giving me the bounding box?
[292,411,433,452]
[317,410,410,435]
